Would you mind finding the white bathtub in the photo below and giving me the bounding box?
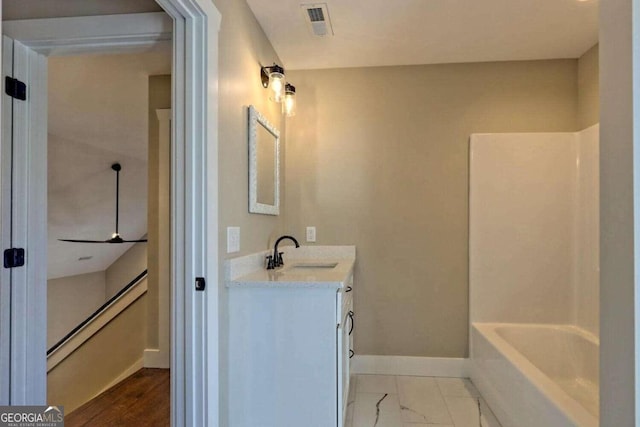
[470,323,598,427]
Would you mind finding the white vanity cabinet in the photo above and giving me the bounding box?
[227,259,354,427]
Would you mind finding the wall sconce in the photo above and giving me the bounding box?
[261,63,297,116]
[283,83,296,117]
[261,64,285,103]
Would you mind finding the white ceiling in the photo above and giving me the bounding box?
[48,51,171,279]
[246,0,599,70]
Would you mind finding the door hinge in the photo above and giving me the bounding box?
[5,76,26,101]
[4,248,25,268]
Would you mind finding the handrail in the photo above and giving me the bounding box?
[47,269,148,356]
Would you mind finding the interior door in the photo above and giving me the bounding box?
[0,35,47,405]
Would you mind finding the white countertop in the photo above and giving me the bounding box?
[227,257,355,289]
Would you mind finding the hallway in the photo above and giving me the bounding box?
[65,368,169,426]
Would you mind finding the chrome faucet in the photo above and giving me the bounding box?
[266,235,300,269]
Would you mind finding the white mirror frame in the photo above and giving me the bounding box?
[248,105,280,215]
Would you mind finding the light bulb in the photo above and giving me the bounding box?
[283,83,296,117]
[269,73,285,102]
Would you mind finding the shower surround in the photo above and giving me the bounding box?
[469,125,599,427]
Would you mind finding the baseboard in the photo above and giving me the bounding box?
[351,355,470,378]
[144,348,170,368]
[95,357,144,397]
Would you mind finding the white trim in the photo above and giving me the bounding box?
[144,349,169,369]
[0,35,11,406]
[204,5,222,426]
[2,13,172,56]
[46,279,148,372]
[154,1,221,425]
[95,357,144,398]
[351,355,470,378]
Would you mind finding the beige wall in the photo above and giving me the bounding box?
[47,294,147,413]
[286,61,579,357]
[105,242,147,299]
[212,0,286,424]
[215,0,286,259]
[578,44,599,130]
[47,271,106,348]
[599,0,636,424]
[147,75,171,351]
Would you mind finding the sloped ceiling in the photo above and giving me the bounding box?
[48,52,171,279]
[246,0,599,70]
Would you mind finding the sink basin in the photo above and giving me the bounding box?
[288,262,338,270]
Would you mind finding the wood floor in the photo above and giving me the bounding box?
[65,368,170,427]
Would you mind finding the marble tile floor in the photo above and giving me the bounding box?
[345,375,502,427]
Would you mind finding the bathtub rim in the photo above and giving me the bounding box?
[491,322,599,347]
[471,322,598,427]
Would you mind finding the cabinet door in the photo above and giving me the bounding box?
[345,302,353,407]
[340,307,353,426]
[338,276,354,427]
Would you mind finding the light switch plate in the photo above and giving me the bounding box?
[306,226,316,243]
[227,226,240,253]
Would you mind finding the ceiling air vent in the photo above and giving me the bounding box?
[301,3,334,37]
[307,7,324,22]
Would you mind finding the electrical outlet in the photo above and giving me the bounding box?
[306,226,316,243]
[227,226,240,253]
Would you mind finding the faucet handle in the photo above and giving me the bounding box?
[277,252,284,266]
[265,255,275,270]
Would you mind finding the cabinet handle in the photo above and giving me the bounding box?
[348,311,354,335]
[349,349,354,359]
[345,286,352,292]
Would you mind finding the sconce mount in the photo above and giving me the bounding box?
[261,64,284,88]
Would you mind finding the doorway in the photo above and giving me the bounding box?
[0,2,221,425]
[45,49,172,417]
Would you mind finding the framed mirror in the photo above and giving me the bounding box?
[248,105,280,215]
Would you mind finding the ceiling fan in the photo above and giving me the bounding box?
[59,163,147,244]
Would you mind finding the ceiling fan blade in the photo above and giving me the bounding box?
[103,235,146,244]
[59,163,148,245]
[58,239,111,243]
[59,237,146,244]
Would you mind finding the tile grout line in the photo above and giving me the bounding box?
[354,375,499,427]
[438,378,459,427]
[397,375,431,425]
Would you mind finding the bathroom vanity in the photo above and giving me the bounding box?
[226,246,355,427]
